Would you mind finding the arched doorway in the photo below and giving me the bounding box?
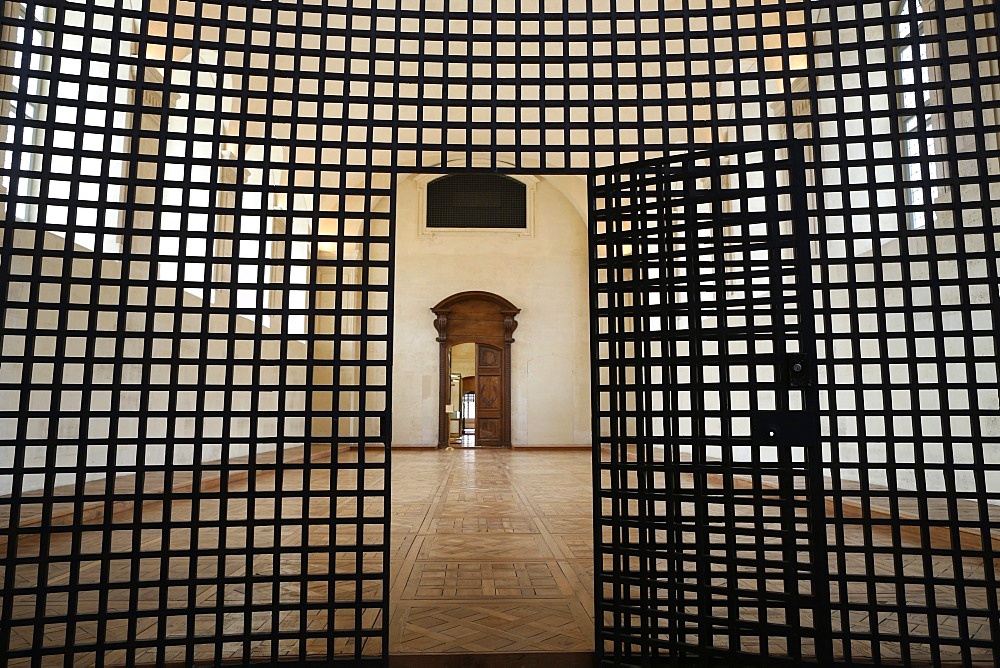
[432,291,520,447]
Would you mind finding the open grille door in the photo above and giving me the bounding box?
[589,143,834,665]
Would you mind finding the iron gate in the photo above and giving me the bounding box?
[591,142,834,665]
[591,138,1000,665]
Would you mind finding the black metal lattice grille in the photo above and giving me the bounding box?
[0,0,392,664]
[1,0,999,665]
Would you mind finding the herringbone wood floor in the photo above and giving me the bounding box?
[388,448,595,655]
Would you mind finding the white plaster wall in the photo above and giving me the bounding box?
[0,228,307,496]
[390,174,592,447]
[810,0,1000,496]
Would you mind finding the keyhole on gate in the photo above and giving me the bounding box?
[786,354,812,389]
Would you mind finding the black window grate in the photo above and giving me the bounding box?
[426,174,527,229]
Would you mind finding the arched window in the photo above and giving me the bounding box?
[426,174,527,229]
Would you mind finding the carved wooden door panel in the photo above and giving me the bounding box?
[475,344,504,446]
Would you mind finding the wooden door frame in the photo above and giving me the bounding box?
[432,291,520,447]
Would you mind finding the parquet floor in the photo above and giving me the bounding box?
[3,446,997,665]
[389,448,998,664]
[388,447,594,655]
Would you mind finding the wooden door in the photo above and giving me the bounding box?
[475,344,503,446]
[433,291,519,447]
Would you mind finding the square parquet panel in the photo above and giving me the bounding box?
[416,534,553,561]
[388,448,596,655]
[396,602,592,654]
[405,561,570,599]
[427,516,539,534]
